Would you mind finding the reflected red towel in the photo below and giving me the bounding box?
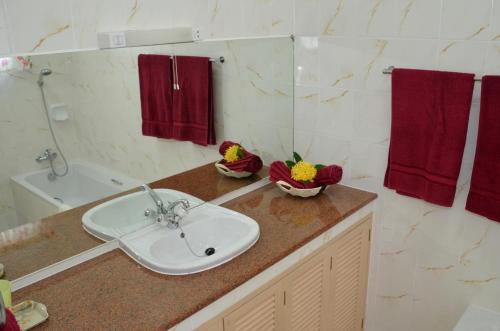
[269,161,317,189]
[384,68,474,207]
[466,76,500,222]
[138,54,173,138]
[316,165,343,186]
[2,309,21,331]
[172,56,216,146]
[219,141,263,173]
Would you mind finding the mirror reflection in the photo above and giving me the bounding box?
[0,36,294,280]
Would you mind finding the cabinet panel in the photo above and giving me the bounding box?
[199,215,372,331]
[282,250,331,331]
[329,218,371,331]
[197,318,223,331]
[223,281,284,331]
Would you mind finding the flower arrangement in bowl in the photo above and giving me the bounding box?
[215,141,263,178]
[269,152,343,198]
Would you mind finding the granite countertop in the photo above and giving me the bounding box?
[0,164,267,279]
[13,183,376,330]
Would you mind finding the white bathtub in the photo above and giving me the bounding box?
[10,161,142,225]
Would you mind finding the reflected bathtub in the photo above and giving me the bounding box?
[10,161,142,225]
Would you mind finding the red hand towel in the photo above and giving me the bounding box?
[171,56,216,146]
[466,76,500,222]
[138,54,173,139]
[316,165,343,186]
[2,309,21,331]
[269,161,318,189]
[384,68,474,207]
[219,141,237,156]
[219,141,263,173]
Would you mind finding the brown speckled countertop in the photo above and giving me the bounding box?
[0,164,267,279]
[13,183,376,330]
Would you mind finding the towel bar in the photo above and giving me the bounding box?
[168,55,224,64]
[383,66,481,82]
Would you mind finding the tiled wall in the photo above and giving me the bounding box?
[0,0,293,55]
[0,54,81,230]
[1,1,500,330]
[293,1,500,330]
[66,39,293,182]
[0,37,293,230]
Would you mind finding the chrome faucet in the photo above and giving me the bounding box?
[141,184,190,229]
[36,148,57,163]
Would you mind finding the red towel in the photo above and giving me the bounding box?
[384,68,474,207]
[316,165,343,186]
[219,141,263,173]
[138,54,173,139]
[269,161,318,189]
[1,309,21,331]
[466,76,500,222]
[171,56,216,146]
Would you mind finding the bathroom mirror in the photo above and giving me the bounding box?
[0,36,294,280]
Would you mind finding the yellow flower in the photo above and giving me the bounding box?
[224,145,242,162]
[291,161,317,182]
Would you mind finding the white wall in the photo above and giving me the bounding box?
[65,39,293,182]
[1,1,500,330]
[0,36,293,230]
[293,1,500,331]
[0,54,81,229]
[0,0,293,55]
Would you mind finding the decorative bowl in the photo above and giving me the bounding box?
[275,180,325,198]
[215,161,253,178]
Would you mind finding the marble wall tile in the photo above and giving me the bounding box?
[72,0,138,50]
[0,53,82,228]
[295,37,319,86]
[318,0,360,37]
[295,3,500,328]
[4,0,74,53]
[208,0,245,38]
[355,38,439,92]
[294,0,320,36]
[352,91,391,145]
[492,0,500,41]
[396,0,442,38]
[242,0,273,37]
[357,0,400,37]
[0,0,10,55]
[438,40,488,76]
[484,42,500,75]
[294,85,319,132]
[271,0,293,35]
[0,0,291,56]
[441,0,492,41]
[316,87,354,139]
[318,37,362,89]
[0,38,293,229]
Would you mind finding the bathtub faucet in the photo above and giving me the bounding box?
[141,184,190,229]
[36,148,57,163]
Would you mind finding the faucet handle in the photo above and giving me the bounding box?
[175,205,188,219]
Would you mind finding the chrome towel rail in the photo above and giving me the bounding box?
[168,55,225,64]
[383,66,481,82]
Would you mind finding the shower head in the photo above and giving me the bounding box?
[37,68,52,87]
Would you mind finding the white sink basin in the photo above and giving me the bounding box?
[119,203,260,275]
[82,189,204,241]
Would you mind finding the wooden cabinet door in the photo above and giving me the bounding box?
[328,217,371,331]
[281,249,331,331]
[223,281,285,331]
